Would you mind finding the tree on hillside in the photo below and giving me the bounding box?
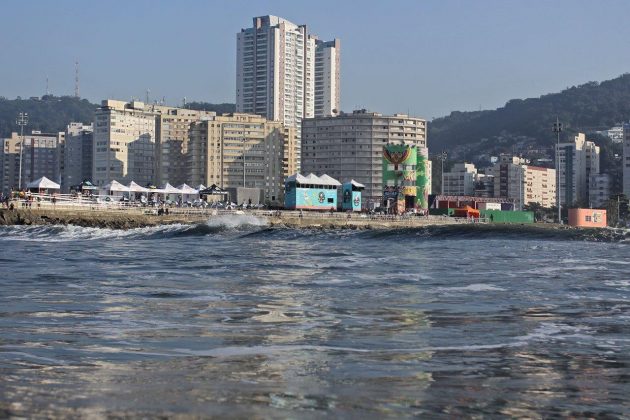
[0,96,96,137]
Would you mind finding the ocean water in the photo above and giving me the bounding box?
[0,216,629,418]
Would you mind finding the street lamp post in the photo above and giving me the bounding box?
[242,139,246,188]
[439,150,448,195]
[553,117,563,224]
[16,113,28,190]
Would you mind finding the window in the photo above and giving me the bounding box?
[585,215,592,222]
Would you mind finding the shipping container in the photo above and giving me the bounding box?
[481,210,534,223]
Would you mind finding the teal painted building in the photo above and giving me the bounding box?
[285,173,341,210]
[341,180,365,211]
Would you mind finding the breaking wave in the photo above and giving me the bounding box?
[357,224,630,243]
[0,218,627,243]
[0,214,269,242]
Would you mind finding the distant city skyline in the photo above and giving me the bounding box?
[2,0,630,119]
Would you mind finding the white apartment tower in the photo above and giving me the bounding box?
[314,39,341,118]
[555,133,600,207]
[236,16,340,169]
[442,163,477,196]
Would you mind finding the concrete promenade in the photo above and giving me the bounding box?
[0,205,476,230]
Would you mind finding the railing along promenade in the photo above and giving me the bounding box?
[3,192,487,225]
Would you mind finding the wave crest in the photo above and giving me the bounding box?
[0,214,269,241]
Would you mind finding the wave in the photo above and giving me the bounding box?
[356,224,630,243]
[0,214,269,242]
[0,218,627,243]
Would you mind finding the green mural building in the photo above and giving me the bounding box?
[382,144,429,214]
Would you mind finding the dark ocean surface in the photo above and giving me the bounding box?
[0,216,629,418]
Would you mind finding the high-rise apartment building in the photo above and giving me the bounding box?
[188,113,295,203]
[155,108,217,186]
[93,100,215,187]
[93,100,159,187]
[589,174,611,208]
[314,39,340,118]
[0,130,64,193]
[62,122,93,192]
[442,163,477,196]
[301,110,428,207]
[236,15,340,169]
[555,133,600,207]
[489,155,556,209]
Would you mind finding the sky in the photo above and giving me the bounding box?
[2,0,630,119]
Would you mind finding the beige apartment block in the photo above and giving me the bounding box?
[93,100,159,187]
[93,100,216,187]
[156,108,217,186]
[489,155,556,209]
[0,130,65,192]
[188,113,295,204]
[301,110,427,207]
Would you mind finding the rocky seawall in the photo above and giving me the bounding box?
[0,208,205,229]
[0,208,470,230]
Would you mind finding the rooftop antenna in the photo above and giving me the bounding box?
[74,61,80,98]
[183,97,186,108]
[146,89,150,104]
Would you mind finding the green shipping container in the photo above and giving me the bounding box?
[429,208,454,216]
[480,210,534,224]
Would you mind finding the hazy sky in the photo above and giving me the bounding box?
[2,0,630,119]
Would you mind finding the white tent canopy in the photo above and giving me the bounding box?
[286,173,310,184]
[195,184,206,191]
[27,176,60,190]
[287,173,341,187]
[305,173,321,184]
[348,179,366,189]
[319,174,342,187]
[177,184,199,194]
[160,183,183,194]
[102,180,130,192]
[128,181,149,193]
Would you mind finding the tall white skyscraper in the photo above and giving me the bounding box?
[236,15,340,169]
[555,133,600,207]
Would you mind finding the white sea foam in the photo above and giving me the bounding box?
[436,283,506,293]
[0,223,190,242]
[515,322,595,344]
[205,214,268,229]
[0,214,268,242]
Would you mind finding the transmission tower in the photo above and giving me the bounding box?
[74,61,80,98]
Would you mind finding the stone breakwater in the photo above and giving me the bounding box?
[0,208,473,230]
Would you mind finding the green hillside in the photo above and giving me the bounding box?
[429,73,630,159]
[0,96,236,137]
[0,96,96,136]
